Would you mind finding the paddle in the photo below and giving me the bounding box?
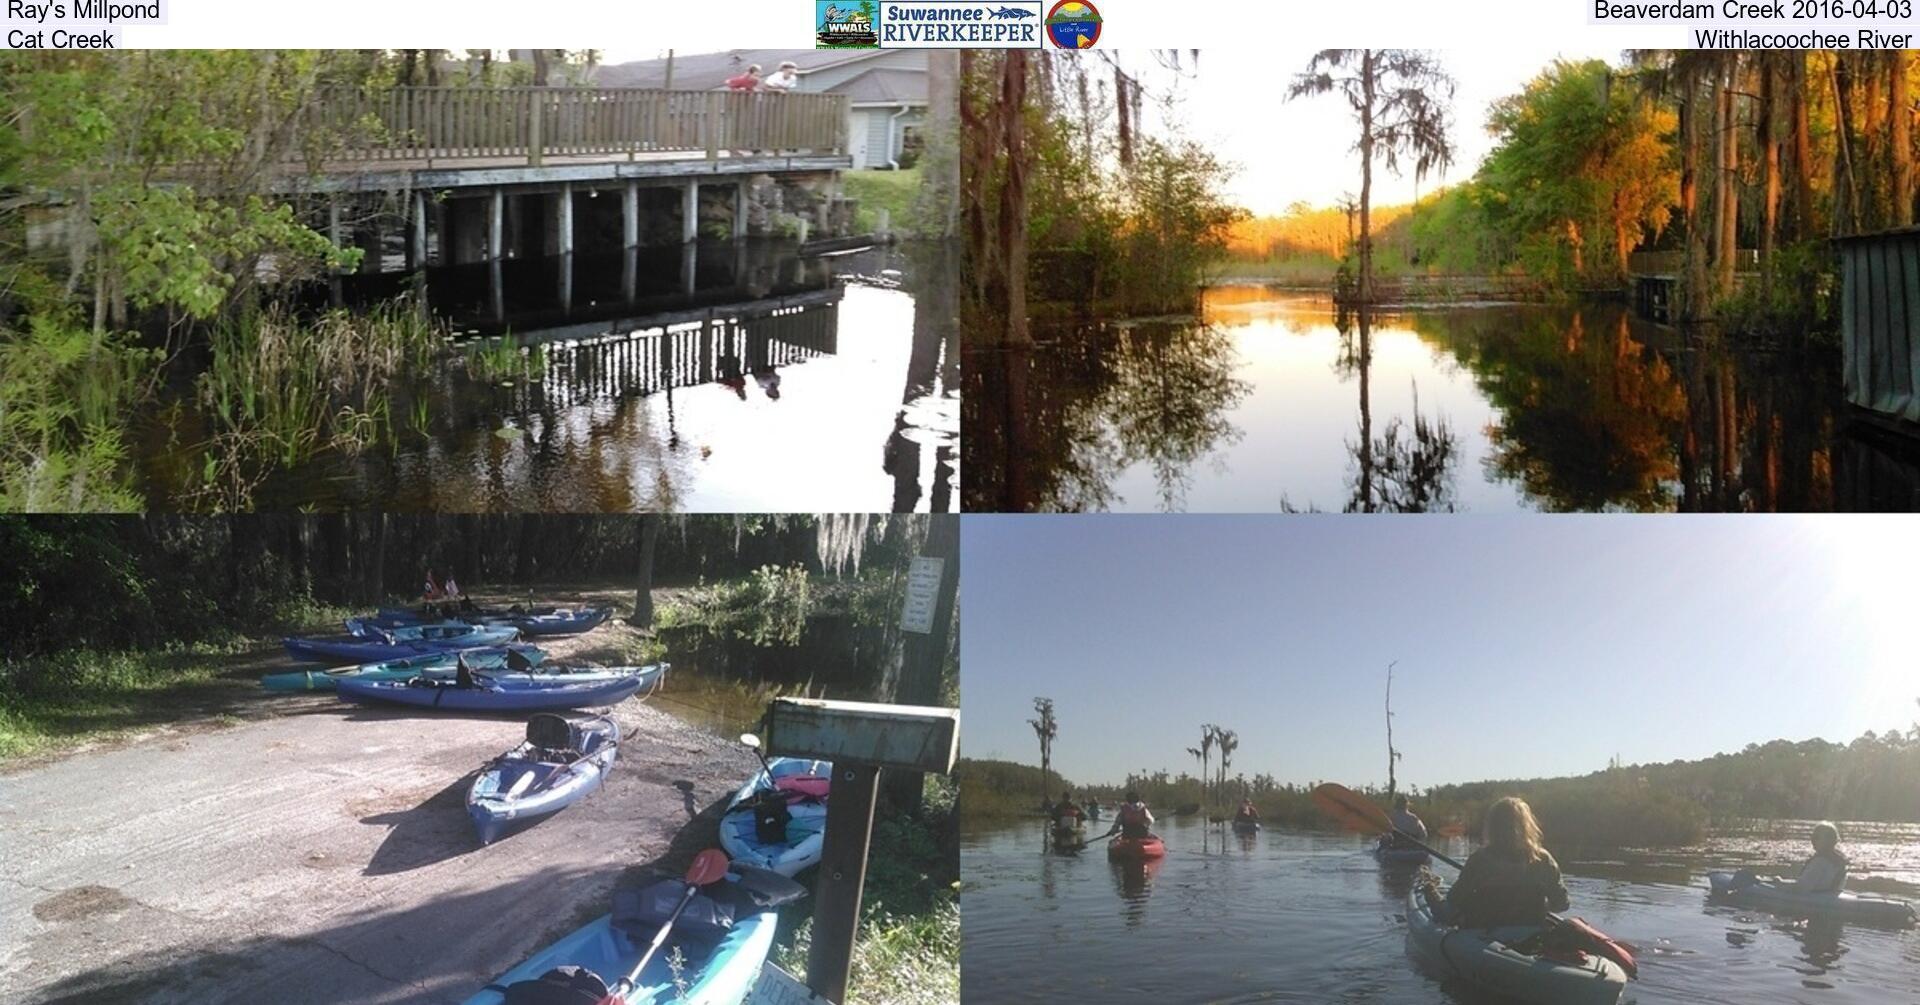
[1311,783,1638,979]
[1312,783,1464,870]
[601,849,731,1002]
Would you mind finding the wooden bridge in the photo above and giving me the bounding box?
[275,86,853,265]
[1627,250,1760,322]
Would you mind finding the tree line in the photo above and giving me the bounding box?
[0,513,928,658]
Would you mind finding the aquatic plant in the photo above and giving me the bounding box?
[191,300,444,507]
[462,332,544,383]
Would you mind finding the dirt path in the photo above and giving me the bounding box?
[0,673,756,1003]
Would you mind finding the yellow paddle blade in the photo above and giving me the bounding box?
[1311,783,1392,835]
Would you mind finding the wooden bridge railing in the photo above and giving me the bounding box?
[299,87,849,167]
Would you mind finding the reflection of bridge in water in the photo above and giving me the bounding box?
[503,288,843,413]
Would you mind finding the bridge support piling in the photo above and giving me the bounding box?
[557,184,575,257]
[682,181,700,244]
[733,182,749,240]
[623,182,640,251]
[622,246,638,304]
[411,191,429,270]
[558,253,573,314]
[489,190,504,262]
[681,241,698,296]
[327,196,343,268]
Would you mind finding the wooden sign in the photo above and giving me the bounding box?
[763,698,960,775]
[898,556,945,634]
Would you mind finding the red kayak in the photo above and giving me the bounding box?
[1108,834,1166,861]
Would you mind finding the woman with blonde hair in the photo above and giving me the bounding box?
[1445,796,1571,927]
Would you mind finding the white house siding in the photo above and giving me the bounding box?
[848,107,928,170]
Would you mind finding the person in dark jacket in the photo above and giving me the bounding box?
[1446,796,1570,928]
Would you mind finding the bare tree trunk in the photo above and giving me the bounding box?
[663,49,675,90]
[532,49,552,87]
[1116,65,1132,167]
[1834,56,1861,237]
[632,516,660,629]
[1791,52,1815,240]
[1712,61,1739,303]
[400,49,419,87]
[1359,50,1376,304]
[1761,57,1781,301]
[998,52,1031,346]
[1894,50,1913,227]
[425,50,442,88]
[1682,76,1710,321]
[924,51,961,240]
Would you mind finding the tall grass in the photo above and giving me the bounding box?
[193,300,443,506]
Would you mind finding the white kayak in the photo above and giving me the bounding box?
[1406,883,1627,1005]
[1707,871,1917,926]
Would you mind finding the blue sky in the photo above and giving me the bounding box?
[960,516,1919,789]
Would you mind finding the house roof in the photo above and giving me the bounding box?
[838,68,926,106]
[596,50,882,91]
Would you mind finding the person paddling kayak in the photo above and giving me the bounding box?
[1446,796,1570,928]
[1235,798,1260,825]
[1116,791,1155,838]
[1731,820,1848,894]
[1052,789,1084,827]
[1386,794,1429,848]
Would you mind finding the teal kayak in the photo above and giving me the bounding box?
[260,646,550,691]
[1707,870,1916,926]
[1406,883,1626,1005]
[463,872,784,1005]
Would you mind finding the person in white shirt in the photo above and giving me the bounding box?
[762,61,800,93]
[1793,821,1849,894]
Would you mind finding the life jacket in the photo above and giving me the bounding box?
[1118,803,1148,826]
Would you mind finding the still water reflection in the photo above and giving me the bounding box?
[139,239,957,512]
[961,816,1920,1004]
[964,288,1920,512]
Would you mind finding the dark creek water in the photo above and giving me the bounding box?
[137,238,958,512]
[964,288,1920,512]
[960,817,1920,1004]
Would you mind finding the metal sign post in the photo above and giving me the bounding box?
[760,697,960,1005]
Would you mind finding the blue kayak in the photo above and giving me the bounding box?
[718,756,831,876]
[335,663,665,712]
[284,623,521,663]
[355,606,612,637]
[260,645,549,691]
[462,873,779,1005]
[469,713,621,845]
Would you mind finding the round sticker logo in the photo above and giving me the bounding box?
[1045,0,1102,48]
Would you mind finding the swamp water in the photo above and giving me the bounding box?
[135,239,958,512]
[961,816,1920,1003]
[964,288,1920,512]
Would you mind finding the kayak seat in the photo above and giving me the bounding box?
[526,713,578,753]
[495,965,611,1005]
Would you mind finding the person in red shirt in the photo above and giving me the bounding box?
[725,64,763,91]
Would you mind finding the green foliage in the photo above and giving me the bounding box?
[656,564,814,647]
[841,167,924,235]
[1714,242,1837,343]
[957,757,1071,818]
[0,315,157,511]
